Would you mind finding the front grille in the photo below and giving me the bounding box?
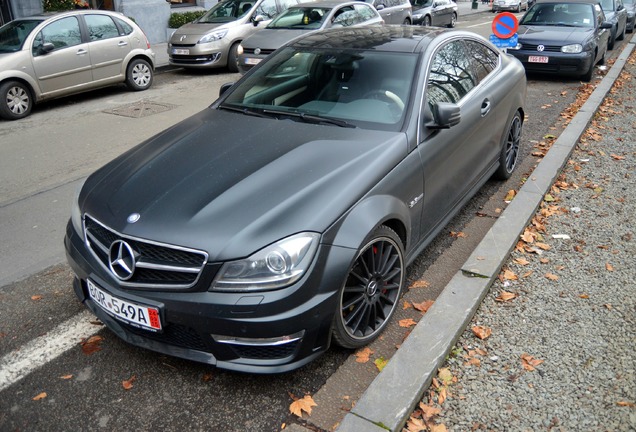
[230,341,300,360]
[521,43,562,52]
[242,48,275,55]
[170,53,221,65]
[84,215,208,289]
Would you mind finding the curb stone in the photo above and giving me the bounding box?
[335,36,636,432]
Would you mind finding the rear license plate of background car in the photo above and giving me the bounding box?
[172,48,189,55]
[528,56,548,63]
[87,280,162,331]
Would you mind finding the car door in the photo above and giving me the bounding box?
[432,0,450,26]
[83,13,132,83]
[417,39,502,237]
[31,16,92,96]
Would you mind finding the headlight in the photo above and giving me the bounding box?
[561,44,583,54]
[71,178,86,237]
[237,44,244,55]
[509,43,522,50]
[211,232,320,291]
[198,29,228,44]
[412,13,422,19]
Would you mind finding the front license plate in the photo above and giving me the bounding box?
[172,48,189,55]
[245,57,262,65]
[528,56,549,63]
[87,280,162,332]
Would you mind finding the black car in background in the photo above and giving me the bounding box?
[509,0,612,81]
[626,0,636,32]
[597,0,628,48]
[65,26,526,373]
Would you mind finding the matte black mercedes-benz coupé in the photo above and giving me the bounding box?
[65,26,526,373]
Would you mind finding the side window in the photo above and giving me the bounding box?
[85,14,120,41]
[256,0,278,18]
[595,4,605,26]
[464,40,498,83]
[32,17,81,55]
[332,6,361,26]
[114,17,134,35]
[426,41,475,105]
[354,4,377,20]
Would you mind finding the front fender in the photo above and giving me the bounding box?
[325,194,411,252]
[0,71,40,101]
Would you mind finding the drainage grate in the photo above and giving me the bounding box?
[103,100,177,118]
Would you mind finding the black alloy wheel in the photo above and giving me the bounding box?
[424,15,431,26]
[448,12,457,28]
[493,111,522,180]
[332,226,405,349]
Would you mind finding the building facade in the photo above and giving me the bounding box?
[1,0,214,43]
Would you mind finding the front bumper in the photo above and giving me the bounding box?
[492,3,521,12]
[627,14,635,31]
[64,221,352,373]
[508,49,594,78]
[168,40,230,69]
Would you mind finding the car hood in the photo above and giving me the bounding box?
[170,21,239,42]
[241,28,314,50]
[518,25,595,43]
[81,109,407,260]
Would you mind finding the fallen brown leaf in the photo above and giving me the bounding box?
[616,401,635,407]
[355,347,374,363]
[60,374,73,380]
[495,291,517,302]
[521,353,544,371]
[289,395,317,417]
[412,300,434,313]
[606,263,615,272]
[31,295,43,301]
[122,375,136,390]
[409,280,430,289]
[32,392,47,401]
[545,273,559,281]
[472,326,492,340]
[399,318,418,328]
[80,335,103,355]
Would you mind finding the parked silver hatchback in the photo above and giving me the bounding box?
[169,0,306,72]
[0,10,155,120]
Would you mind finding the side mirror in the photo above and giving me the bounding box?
[39,42,55,55]
[219,82,234,97]
[600,21,612,29]
[252,14,264,26]
[425,102,460,129]
[376,4,386,10]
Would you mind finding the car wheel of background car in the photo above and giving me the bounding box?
[448,12,457,28]
[403,18,411,24]
[617,23,626,40]
[493,110,522,180]
[228,42,240,73]
[126,59,153,91]
[608,28,616,50]
[423,15,431,26]
[0,80,33,121]
[332,225,405,349]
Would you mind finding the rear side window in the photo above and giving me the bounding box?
[115,17,134,35]
[464,40,498,83]
[85,14,120,41]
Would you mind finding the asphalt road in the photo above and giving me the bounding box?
[0,12,628,431]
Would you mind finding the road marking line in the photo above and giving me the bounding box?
[466,21,492,28]
[0,310,102,392]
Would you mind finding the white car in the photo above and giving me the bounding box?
[492,0,529,12]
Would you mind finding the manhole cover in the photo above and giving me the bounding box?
[103,100,177,118]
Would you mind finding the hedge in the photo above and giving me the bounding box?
[169,11,207,28]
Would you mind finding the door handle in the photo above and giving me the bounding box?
[481,98,491,117]
[118,41,128,47]
[76,49,87,55]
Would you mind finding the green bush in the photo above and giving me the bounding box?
[42,0,76,11]
[169,11,206,28]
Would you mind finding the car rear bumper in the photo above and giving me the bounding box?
[64,221,350,373]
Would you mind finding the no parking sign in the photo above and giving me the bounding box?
[490,12,519,49]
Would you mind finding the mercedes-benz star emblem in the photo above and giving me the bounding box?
[537,45,545,52]
[109,240,137,281]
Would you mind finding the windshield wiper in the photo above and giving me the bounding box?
[262,109,356,128]
[218,104,273,118]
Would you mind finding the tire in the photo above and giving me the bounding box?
[332,225,405,349]
[423,15,431,26]
[403,18,411,25]
[447,12,457,28]
[598,48,606,66]
[126,59,153,91]
[493,110,522,180]
[228,42,240,73]
[0,80,33,120]
[617,23,626,40]
[581,57,595,82]
[608,28,616,50]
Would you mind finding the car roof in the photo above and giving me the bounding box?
[536,0,600,4]
[289,25,470,53]
[294,0,367,7]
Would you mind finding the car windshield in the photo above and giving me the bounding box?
[0,19,42,53]
[520,3,595,27]
[198,0,255,23]
[220,47,417,131]
[599,0,614,10]
[624,0,633,5]
[267,7,330,29]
